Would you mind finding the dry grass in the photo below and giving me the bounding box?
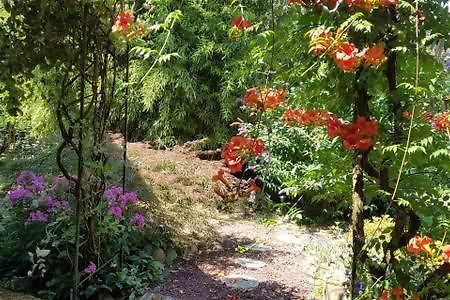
[109,137,225,251]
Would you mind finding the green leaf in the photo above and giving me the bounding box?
[430,149,450,159]
[36,248,50,258]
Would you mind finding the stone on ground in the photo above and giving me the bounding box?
[234,258,266,269]
[249,244,272,252]
[220,274,260,290]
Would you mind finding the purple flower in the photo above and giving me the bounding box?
[104,186,123,206]
[118,192,138,208]
[7,188,33,203]
[17,171,44,192]
[61,200,72,215]
[83,261,96,274]
[25,210,48,225]
[45,195,54,207]
[124,192,138,204]
[108,206,122,219]
[354,281,364,294]
[131,213,145,230]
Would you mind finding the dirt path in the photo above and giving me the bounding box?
[114,138,351,300]
[146,218,349,300]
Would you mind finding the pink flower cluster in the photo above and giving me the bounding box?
[5,171,73,225]
[104,186,145,230]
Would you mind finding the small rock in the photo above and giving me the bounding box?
[221,274,260,290]
[153,248,166,263]
[250,244,272,252]
[234,258,266,269]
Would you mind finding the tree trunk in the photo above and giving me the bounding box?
[351,153,365,296]
[350,68,370,297]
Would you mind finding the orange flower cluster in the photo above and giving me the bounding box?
[221,136,265,173]
[113,11,134,33]
[283,108,330,126]
[344,0,372,10]
[333,42,360,71]
[442,245,450,263]
[112,11,147,39]
[309,30,335,55]
[230,16,252,31]
[379,287,406,300]
[432,111,450,131]
[407,236,450,265]
[405,111,450,133]
[334,42,387,71]
[421,111,435,121]
[309,29,387,72]
[345,0,397,11]
[283,108,378,151]
[243,87,286,111]
[331,116,378,150]
[360,44,388,67]
[407,235,432,256]
[288,0,337,10]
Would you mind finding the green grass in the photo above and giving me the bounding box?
[151,161,177,173]
[0,140,76,195]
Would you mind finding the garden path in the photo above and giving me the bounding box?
[113,137,351,300]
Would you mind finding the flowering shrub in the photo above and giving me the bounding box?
[283,109,378,151]
[308,28,387,72]
[0,171,155,298]
[243,87,286,111]
[103,185,145,230]
[224,0,449,298]
[230,16,252,31]
[111,10,148,42]
[6,171,73,225]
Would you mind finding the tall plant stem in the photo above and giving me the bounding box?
[73,1,88,297]
[120,42,130,270]
[122,43,130,193]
